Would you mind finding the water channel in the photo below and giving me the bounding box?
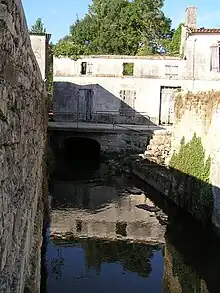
[41,151,220,293]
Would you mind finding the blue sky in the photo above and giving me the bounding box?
[22,0,220,43]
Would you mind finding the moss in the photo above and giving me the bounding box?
[170,133,213,222]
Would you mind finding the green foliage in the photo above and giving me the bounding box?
[56,0,173,56]
[161,23,183,56]
[53,39,82,60]
[123,63,134,76]
[170,134,213,221]
[29,18,46,34]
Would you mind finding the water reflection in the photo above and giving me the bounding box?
[46,238,164,293]
[44,160,220,293]
[50,177,166,244]
[163,214,220,293]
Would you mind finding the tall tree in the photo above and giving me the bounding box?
[160,23,183,55]
[56,0,173,56]
[29,18,46,34]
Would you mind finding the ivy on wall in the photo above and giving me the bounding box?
[170,133,213,222]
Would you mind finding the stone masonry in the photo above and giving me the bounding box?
[144,129,172,165]
[0,1,47,292]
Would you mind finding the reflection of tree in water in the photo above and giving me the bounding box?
[80,239,160,278]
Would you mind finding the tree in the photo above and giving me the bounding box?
[53,39,83,59]
[160,23,183,56]
[168,23,183,55]
[29,18,46,34]
[56,0,173,56]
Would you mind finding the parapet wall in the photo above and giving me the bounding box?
[0,1,47,292]
[169,91,220,230]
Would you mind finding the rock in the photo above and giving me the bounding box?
[126,186,143,195]
[156,212,169,225]
[136,204,160,213]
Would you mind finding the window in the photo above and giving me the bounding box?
[87,62,93,75]
[165,64,179,78]
[76,220,82,233]
[210,43,220,72]
[123,63,134,76]
[116,222,127,237]
[120,90,136,117]
[81,62,87,75]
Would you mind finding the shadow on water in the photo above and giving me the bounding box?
[42,149,220,293]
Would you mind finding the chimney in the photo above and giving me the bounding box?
[185,6,197,28]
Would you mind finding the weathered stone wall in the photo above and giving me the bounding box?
[49,129,150,155]
[0,1,46,292]
[169,91,220,230]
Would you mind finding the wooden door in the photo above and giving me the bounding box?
[160,87,178,125]
[78,89,93,121]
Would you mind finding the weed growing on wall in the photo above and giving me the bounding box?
[170,133,213,222]
[174,91,220,126]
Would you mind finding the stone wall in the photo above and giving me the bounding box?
[49,129,150,155]
[0,1,46,292]
[169,91,220,230]
[129,91,220,229]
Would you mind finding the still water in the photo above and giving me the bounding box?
[42,160,220,293]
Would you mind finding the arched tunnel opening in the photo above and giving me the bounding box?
[61,137,101,167]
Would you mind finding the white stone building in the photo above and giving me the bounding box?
[52,7,220,125]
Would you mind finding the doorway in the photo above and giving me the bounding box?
[159,86,181,125]
[78,89,93,121]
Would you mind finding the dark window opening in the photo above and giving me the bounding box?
[76,220,82,233]
[116,222,127,237]
[123,63,134,76]
[81,62,87,75]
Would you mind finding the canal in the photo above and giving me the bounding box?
[41,152,220,293]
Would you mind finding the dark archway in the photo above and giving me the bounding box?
[62,137,101,163]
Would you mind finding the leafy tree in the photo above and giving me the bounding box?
[29,18,46,34]
[161,23,183,55]
[56,0,173,56]
[53,39,83,59]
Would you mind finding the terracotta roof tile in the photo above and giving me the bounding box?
[190,28,220,33]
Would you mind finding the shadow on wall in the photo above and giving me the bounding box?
[130,129,220,292]
[52,81,157,125]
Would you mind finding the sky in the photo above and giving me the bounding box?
[22,0,220,43]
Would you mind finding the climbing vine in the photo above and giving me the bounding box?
[170,133,213,222]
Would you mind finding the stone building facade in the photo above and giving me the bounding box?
[53,6,220,126]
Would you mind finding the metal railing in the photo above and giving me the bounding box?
[50,110,152,125]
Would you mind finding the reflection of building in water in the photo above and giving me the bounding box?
[50,181,165,244]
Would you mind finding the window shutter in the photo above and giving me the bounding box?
[211,44,220,72]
